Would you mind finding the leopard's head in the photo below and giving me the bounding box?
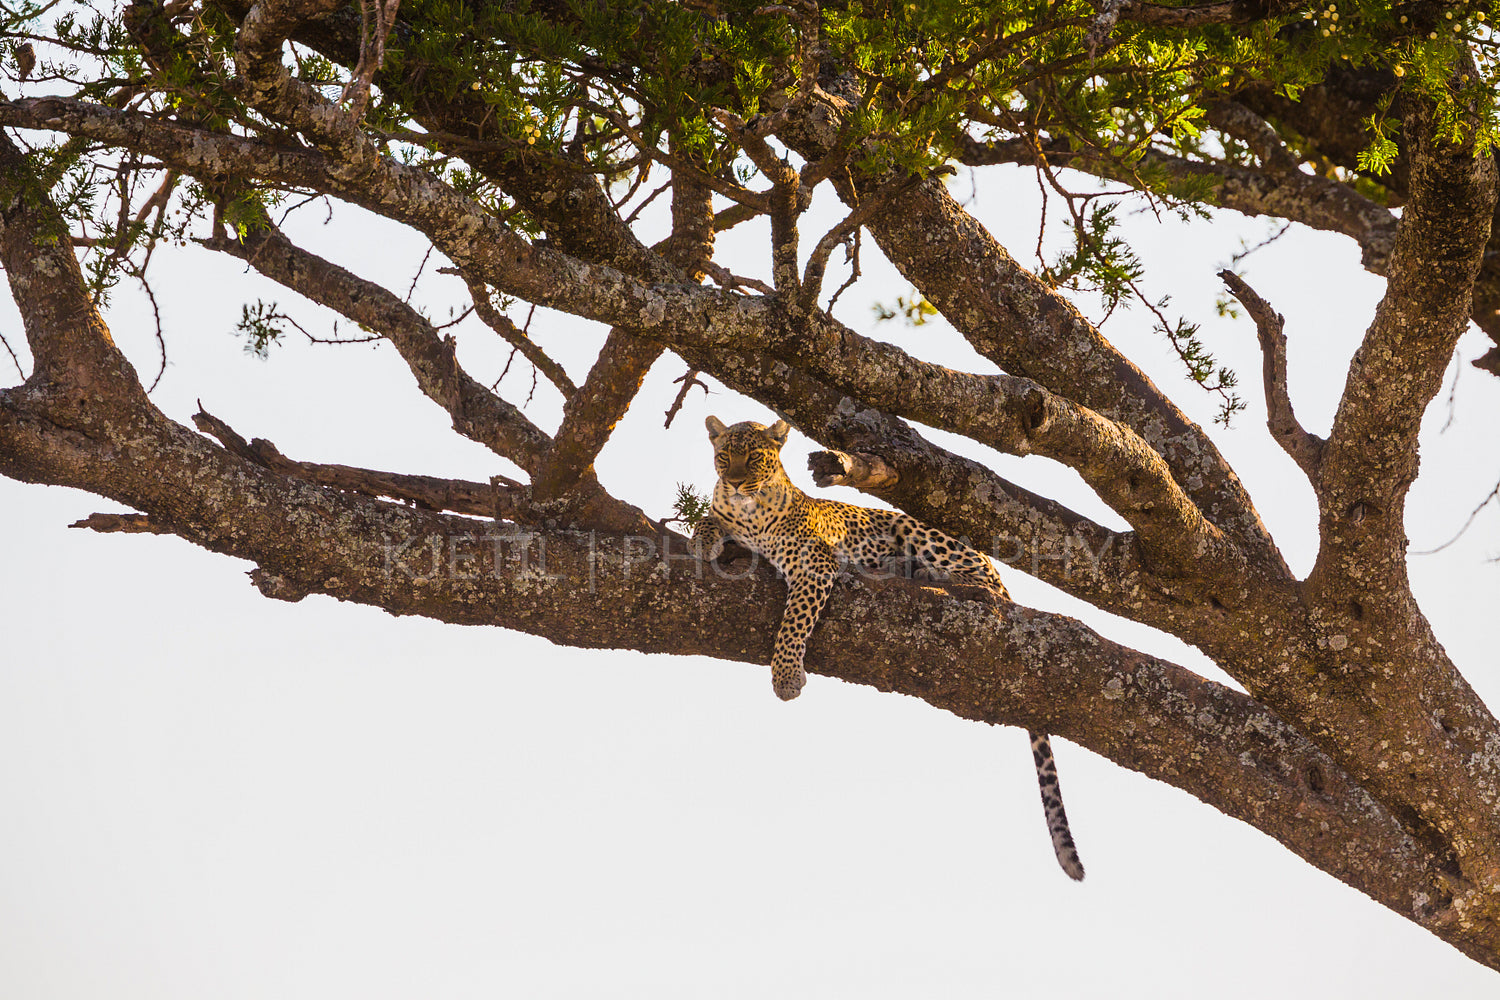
[705,416,790,495]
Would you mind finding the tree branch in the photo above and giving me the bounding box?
[774,87,1282,568]
[233,0,382,170]
[2,370,1487,962]
[526,157,715,505]
[0,129,138,392]
[526,328,660,504]
[192,405,511,517]
[1115,0,1301,28]
[200,220,554,472]
[1205,99,1301,173]
[806,448,900,491]
[69,511,172,533]
[1279,85,1500,895]
[1218,270,1324,479]
[1315,92,1497,585]
[956,133,1400,277]
[462,278,578,398]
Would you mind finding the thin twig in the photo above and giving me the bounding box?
[1440,352,1462,434]
[130,263,168,392]
[800,172,919,312]
[466,281,576,396]
[406,243,434,303]
[0,330,25,379]
[664,367,708,428]
[1229,220,1293,266]
[276,191,331,227]
[433,305,475,331]
[493,345,518,391]
[826,226,862,313]
[622,177,670,224]
[1411,478,1500,555]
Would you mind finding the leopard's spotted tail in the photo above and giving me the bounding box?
[1029,731,1085,881]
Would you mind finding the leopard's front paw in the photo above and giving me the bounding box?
[772,666,806,701]
[692,535,726,563]
[690,517,728,563]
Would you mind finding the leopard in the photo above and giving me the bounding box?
[691,415,1085,881]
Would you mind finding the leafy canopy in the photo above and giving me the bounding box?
[1,0,1495,408]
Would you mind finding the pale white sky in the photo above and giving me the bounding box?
[0,163,1497,997]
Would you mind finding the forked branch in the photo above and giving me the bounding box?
[528,160,714,504]
[200,221,554,471]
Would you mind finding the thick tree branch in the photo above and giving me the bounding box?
[527,328,660,503]
[1,372,1489,963]
[526,160,715,505]
[0,130,139,392]
[1277,88,1500,901]
[1316,94,1496,583]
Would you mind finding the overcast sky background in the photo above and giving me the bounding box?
[0,153,1497,997]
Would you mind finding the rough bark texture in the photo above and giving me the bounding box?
[2,0,1499,973]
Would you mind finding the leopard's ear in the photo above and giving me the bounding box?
[766,419,790,447]
[705,415,729,440]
